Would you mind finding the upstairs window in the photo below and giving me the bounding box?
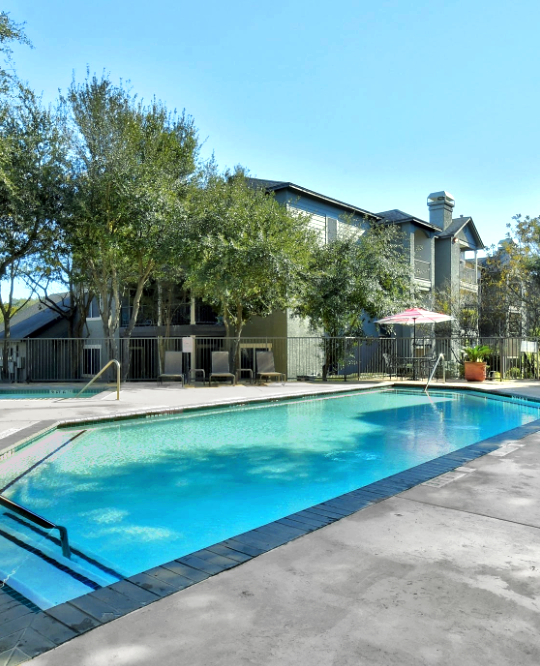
[326,217,338,243]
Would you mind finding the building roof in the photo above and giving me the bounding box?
[247,178,381,220]
[0,293,70,339]
[437,216,485,249]
[375,209,441,232]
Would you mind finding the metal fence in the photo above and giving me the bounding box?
[1,335,539,383]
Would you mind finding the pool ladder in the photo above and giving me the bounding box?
[75,359,121,400]
[0,494,71,558]
[424,353,445,393]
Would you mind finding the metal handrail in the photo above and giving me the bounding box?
[424,353,445,393]
[75,359,121,400]
[0,495,71,559]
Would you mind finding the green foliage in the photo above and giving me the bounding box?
[505,366,522,379]
[295,224,415,338]
[65,73,199,339]
[183,170,317,347]
[0,84,67,358]
[0,11,31,94]
[0,297,37,325]
[433,280,478,336]
[0,88,66,273]
[481,215,540,335]
[462,344,492,362]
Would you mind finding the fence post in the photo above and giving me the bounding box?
[343,338,347,382]
[191,335,196,380]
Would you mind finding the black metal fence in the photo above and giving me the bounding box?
[1,336,539,383]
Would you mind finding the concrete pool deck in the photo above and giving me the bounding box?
[1,380,540,665]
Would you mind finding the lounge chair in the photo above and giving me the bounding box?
[209,351,236,385]
[158,351,185,386]
[236,367,254,383]
[256,351,286,383]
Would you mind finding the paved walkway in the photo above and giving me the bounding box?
[2,380,540,665]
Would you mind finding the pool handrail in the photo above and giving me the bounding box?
[424,353,445,393]
[0,494,71,559]
[75,359,121,400]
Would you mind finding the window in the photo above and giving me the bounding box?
[87,296,100,319]
[326,217,338,243]
[82,346,101,376]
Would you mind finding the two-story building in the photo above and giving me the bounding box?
[376,191,484,334]
[78,181,484,380]
[242,184,484,339]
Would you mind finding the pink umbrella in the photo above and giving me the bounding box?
[376,307,453,348]
[376,308,453,379]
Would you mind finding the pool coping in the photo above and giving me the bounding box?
[1,383,540,663]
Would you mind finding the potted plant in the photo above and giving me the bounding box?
[462,345,492,382]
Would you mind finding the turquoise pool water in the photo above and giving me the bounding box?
[2,388,539,585]
[0,388,105,399]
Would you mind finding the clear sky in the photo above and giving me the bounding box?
[3,0,540,299]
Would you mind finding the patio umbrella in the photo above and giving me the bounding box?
[376,308,453,376]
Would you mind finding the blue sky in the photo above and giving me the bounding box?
[3,0,540,297]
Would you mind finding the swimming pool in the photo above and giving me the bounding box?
[1,387,539,609]
[0,387,106,399]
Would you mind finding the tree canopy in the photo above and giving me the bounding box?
[65,73,199,346]
[183,170,318,366]
[295,224,415,338]
[480,216,540,336]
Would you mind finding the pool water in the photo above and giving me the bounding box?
[0,388,105,399]
[2,388,540,583]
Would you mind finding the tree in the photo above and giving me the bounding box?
[66,73,199,365]
[183,170,318,370]
[480,218,540,336]
[294,224,415,380]
[0,12,30,94]
[0,88,67,377]
[23,250,95,340]
[433,280,479,337]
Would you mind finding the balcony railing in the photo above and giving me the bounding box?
[414,259,431,281]
[460,264,477,285]
[120,303,218,328]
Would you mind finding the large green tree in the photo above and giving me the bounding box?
[480,216,540,336]
[184,170,318,369]
[0,88,67,376]
[295,224,415,379]
[66,74,199,354]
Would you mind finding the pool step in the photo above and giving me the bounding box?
[0,510,121,610]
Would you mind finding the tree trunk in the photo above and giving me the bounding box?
[121,264,154,381]
[157,281,164,376]
[164,283,174,339]
[232,303,244,375]
[0,288,13,381]
[1,319,10,381]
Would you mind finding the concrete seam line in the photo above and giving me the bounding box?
[398,496,540,532]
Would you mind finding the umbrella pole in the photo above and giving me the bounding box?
[413,319,417,380]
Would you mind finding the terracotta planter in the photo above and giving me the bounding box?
[464,361,487,382]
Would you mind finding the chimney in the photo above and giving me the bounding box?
[427,191,455,230]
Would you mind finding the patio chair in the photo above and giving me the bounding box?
[382,353,411,380]
[256,351,286,383]
[418,352,437,379]
[209,351,236,386]
[158,351,185,386]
